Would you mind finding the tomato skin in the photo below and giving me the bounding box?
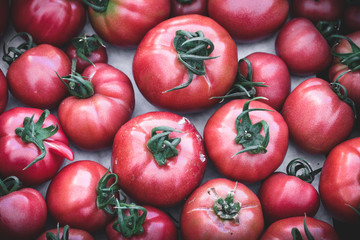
[37,227,94,240]
[133,14,238,112]
[88,0,170,47]
[275,18,332,75]
[0,69,8,114]
[0,0,9,37]
[112,111,207,207]
[208,0,289,42]
[319,137,360,223]
[170,0,208,17]
[58,63,135,150]
[180,178,264,240]
[106,205,178,240]
[46,160,114,233]
[0,188,47,240]
[203,99,288,183]
[343,5,360,33]
[282,78,354,154]
[0,107,74,186]
[260,216,340,240]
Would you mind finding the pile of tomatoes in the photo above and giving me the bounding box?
[0,0,359,239]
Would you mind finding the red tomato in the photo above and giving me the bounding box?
[343,5,360,33]
[7,44,71,109]
[46,160,116,233]
[37,226,94,240]
[133,14,238,112]
[180,178,264,240]
[203,99,289,183]
[319,137,360,223]
[0,107,74,186]
[58,63,135,150]
[260,216,340,240]
[170,0,208,17]
[106,205,178,240]
[0,0,9,37]
[208,0,289,42]
[0,69,8,114]
[85,0,170,47]
[282,78,355,154]
[275,18,332,75]
[112,111,207,207]
[11,0,86,46]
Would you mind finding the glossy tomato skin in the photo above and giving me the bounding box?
[170,0,208,17]
[204,99,289,183]
[11,0,86,46]
[275,18,332,75]
[106,205,178,240]
[282,78,354,154]
[37,227,94,240]
[46,160,114,233]
[258,172,320,224]
[0,107,74,186]
[181,178,264,240]
[133,15,238,112]
[0,0,9,37]
[112,111,207,207]
[0,188,47,240]
[319,137,360,223]
[208,0,289,42]
[88,0,170,47]
[58,63,135,150]
[260,216,340,240]
[0,69,8,114]
[7,44,71,109]
[238,52,291,111]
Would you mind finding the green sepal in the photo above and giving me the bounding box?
[72,34,105,67]
[291,215,315,240]
[2,32,36,65]
[0,176,22,197]
[81,0,109,12]
[45,223,69,240]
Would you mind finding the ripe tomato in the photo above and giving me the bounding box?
[208,0,289,42]
[58,63,135,150]
[343,5,360,33]
[180,178,264,240]
[0,0,9,37]
[133,14,238,112]
[0,107,74,186]
[275,18,332,75]
[170,0,208,17]
[112,111,207,207]
[319,137,360,224]
[0,69,8,114]
[203,98,289,183]
[37,225,94,240]
[85,0,170,47]
[282,78,355,154]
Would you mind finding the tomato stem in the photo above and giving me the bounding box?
[0,176,22,197]
[291,215,315,240]
[316,20,341,45]
[2,32,36,65]
[45,223,70,240]
[71,34,105,67]
[330,34,360,71]
[286,158,322,184]
[82,0,109,12]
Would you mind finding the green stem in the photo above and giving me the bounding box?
[291,215,315,240]
[316,20,341,45]
[45,223,70,240]
[81,0,109,12]
[2,32,36,65]
[330,34,360,71]
[176,0,193,3]
[286,158,322,184]
[72,34,105,67]
[0,176,22,197]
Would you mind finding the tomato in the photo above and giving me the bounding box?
[282,78,355,154]
[58,63,135,150]
[203,98,289,183]
[0,107,74,186]
[112,111,207,207]
[11,0,86,46]
[208,0,289,42]
[275,18,332,75]
[0,69,8,114]
[133,14,238,112]
[84,0,170,47]
[180,178,264,240]
[260,216,340,240]
[343,4,360,33]
[319,137,360,224]
[37,225,94,240]
[0,0,9,37]
[170,0,208,17]
[106,205,178,240]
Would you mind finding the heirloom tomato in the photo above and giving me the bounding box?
[58,63,134,150]
[0,107,74,186]
[180,178,264,240]
[203,98,288,183]
[170,0,208,17]
[0,0,9,37]
[282,78,355,154]
[208,0,289,42]
[112,111,207,207]
[133,14,238,112]
[0,69,8,114]
[37,225,94,240]
[84,0,170,47]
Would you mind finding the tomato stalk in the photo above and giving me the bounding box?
[286,158,322,184]
[2,32,36,65]
[331,34,360,71]
[291,215,315,240]
[71,34,105,67]
[316,20,341,45]
[0,176,22,197]
[82,0,109,12]
[96,170,122,215]
[45,223,70,240]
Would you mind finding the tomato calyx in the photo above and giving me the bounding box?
[331,34,360,71]
[71,34,105,67]
[15,110,59,170]
[164,30,218,93]
[234,97,272,155]
[331,73,357,117]
[82,0,109,13]
[96,170,122,215]
[2,32,36,65]
[45,223,70,240]
[286,158,322,184]
[0,176,22,197]
[147,126,182,166]
[291,215,315,240]
[176,0,194,3]
[316,20,341,45]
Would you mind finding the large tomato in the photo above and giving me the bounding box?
[319,137,360,224]
[85,0,170,47]
[208,0,289,42]
[203,98,289,183]
[0,0,9,37]
[282,78,355,154]
[133,14,238,112]
[180,178,264,240]
[275,18,332,75]
[58,63,135,150]
[0,107,74,186]
[0,69,8,114]
[170,0,208,17]
[112,111,207,207]
[37,225,94,240]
